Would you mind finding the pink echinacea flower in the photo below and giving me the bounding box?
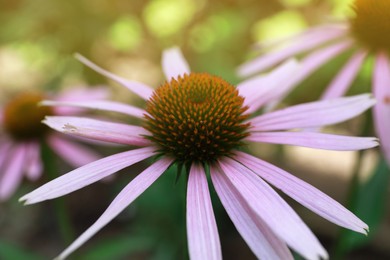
[0,88,107,201]
[238,0,390,165]
[20,47,378,260]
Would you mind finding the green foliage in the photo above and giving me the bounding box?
[334,157,390,257]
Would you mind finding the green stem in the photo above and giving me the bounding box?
[41,142,75,245]
[332,113,372,259]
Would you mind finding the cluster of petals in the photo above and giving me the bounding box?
[238,23,390,165]
[20,47,378,260]
[0,88,107,201]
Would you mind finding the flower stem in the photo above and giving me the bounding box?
[41,141,75,244]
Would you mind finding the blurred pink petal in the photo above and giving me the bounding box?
[25,141,43,181]
[247,131,378,151]
[273,40,353,104]
[211,164,293,260]
[235,151,369,234]
[0,144,27,201]
[42,100,145,118]
[219,158,327,260]
[19,147,156,204]
[237,59,299,113]
[321,50,367,99]
[54,87,109,102]
[373,53,390,165]
[47,134,100,168]
[237,25,348,77]
[53,87,110,115]
[250,94,375,131]
[187,164,221,260]
[56,157,173,260]
[43,116,151,146]
[162,47,191,80]
[75,53,154,100]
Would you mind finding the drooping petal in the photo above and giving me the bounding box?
[43,116,151,146]
[42,100,145,118]
[237,25,348,77]
[24,141,43,181]
[246,132,378,151]
[55,157,173,260]
[210,164,293,260]
[321,50,367,99]
[162,47,191,80]
[234,151,369,234]
[0,144,27,201]
[19,147,156,204]
[250,94,375,131]
[373,53,390,165]
[47,134,101,167]
[237,59,300,113]
[75,54,154,100]
[0,140,13,177]
[218,158,328,260]
[187,164,221,260]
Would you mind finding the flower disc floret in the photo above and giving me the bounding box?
[145,73,250,164]
[4,93,53,140]
[350,0,390,52]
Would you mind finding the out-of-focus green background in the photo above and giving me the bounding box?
[1,0,389,259]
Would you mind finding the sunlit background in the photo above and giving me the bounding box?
[0,0,389,259]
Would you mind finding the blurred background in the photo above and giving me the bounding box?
[0,0,389,259]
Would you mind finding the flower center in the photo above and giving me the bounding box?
[3,93,53,140]
[350,0,390,52]
[144,73,250,164]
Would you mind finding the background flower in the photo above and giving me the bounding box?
[0,87,108,201]
[238,0,390,167]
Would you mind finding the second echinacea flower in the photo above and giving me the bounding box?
[21,48,378,259]
[238,0,390,166]
[0,88,107,201]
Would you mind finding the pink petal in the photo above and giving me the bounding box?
[19,146,156,204]
[321,50,367,99]
[0,140,13,176]
[42,100,145,118]
[47,134,101,167]
[373,53,390,165]
[24,141,43,181]
[246,131,378,151]
[0,144,27,201]
[237,59,300,113]
[272,40,354,105]
[75,54,154,101]
[252,24,347,51]
[162,47,191,80]
[53,87,110,116]
[237,25,348,77]
[187,163,221,260]
[55,157,173,260]
[54,87,109,102]
[250,94,375,131]
[218,158,328,260]
[43,116,151,146]
[235,151,369,234]
[210,164,293,260]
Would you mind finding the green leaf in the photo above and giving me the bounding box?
[82,234,154,260]
[335,157,389,256]
[0,240,43,260]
